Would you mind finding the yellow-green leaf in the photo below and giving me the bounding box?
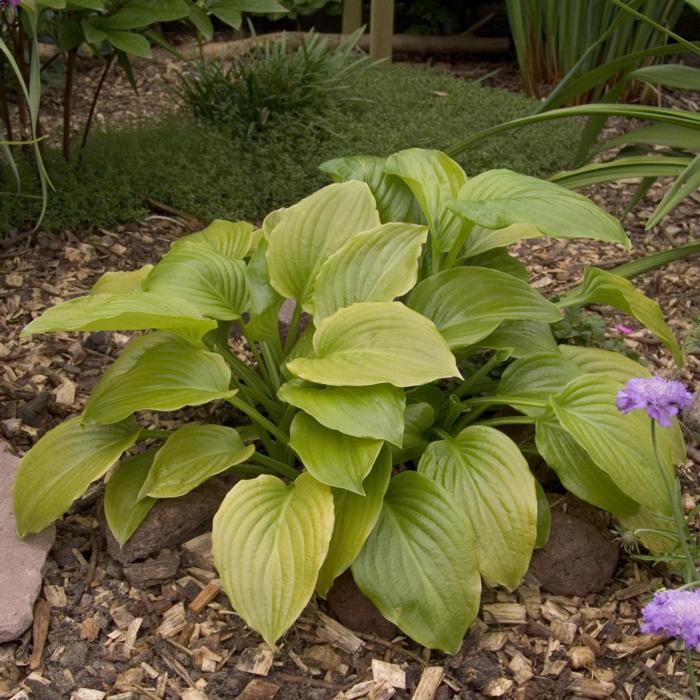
[287,302,460,387]
[289,412,382,494]
[90,265,153,295]
[212,473,334,648]
[141,425,254,498]
[171,219,253,259]
[418,426,537,589]
[13,417,140,536]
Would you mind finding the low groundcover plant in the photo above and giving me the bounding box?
[13,148,690,654]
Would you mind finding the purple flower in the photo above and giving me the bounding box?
[616,376,693,427]
[614,324,634,335]
[641,589,700,650]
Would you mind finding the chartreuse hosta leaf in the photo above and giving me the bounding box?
[278,379,405,446]
[90,265,153,295]
[84,333,235,424]
[316,446,392,598]
[479,320,558,357]
[559,267,682,366]
[287,302,460,387]
[558,345,652,384]
[550,376,674,514]
[289,412,382,494]
[496,352,583,416]
[461,223,540,258]
[535,416,640,517]
[465,247,529,282]
[418,426,537,590]
[319,155,421,224]
[352,471,480,653]
[244,240,283,343]
[170,219,253,259]
[408,267,561,350]
[384,148,468,253]
[141,425,254,499]
[142,240,249,321]
[212,473,334,649]
[393,402,435,463]
[313,222,428,322]
[13,417,140,536]
[21,291,217,338]
[265,181,380,311]
[448,170,629,247]
[104,450,157,546]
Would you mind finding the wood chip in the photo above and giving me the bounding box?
[314,610,364,654]
[189,581,221,613]
[368,681,396,700]
[54,378,76,406]
[482,603,527,625]
[78,616,101,641]
[43,585,67,608]
[124,553,179,587]
[607,633,665,658]
[411,666,443,700]
[157,603,187,639]
[70,691,106,700]
[508,652,533,684]
[124,616,143,653]
[5,273,23,287]
[569,645,595,669]
[371,659,406,689]
[235,645,274,676]
[483,678,514,697]
[550,619,577,645]
[306,644,342,672]
[30,599,51,670]
[236,679,279,700]
[110,604,135,630]
[182,533,214,570]
[567,678,615,698]
[345,681,375,699]
[477,631,508,651]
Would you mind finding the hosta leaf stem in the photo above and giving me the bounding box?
[249,453,300,480]
[478,416,537,428]
[454,350,511,399]
[227,395,289,445]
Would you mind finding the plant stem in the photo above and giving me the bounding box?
[139,428,172,440]
[650,421,697,583]
[250,452,299,480]
[460,396,547,409]
[454,350,509,399]
[687,648,700,700]
[62,49,77,161]
[283,303,302,355]
[227,395,289,445]
[477,416,537,427]
[80,51,115,152]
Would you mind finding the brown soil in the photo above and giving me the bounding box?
[1,45,699,700]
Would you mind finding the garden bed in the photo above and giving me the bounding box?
[1,47,699,700]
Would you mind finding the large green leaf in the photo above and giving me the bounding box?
[418,426,537,589]
[320,155,421,224]
[384,148,468,252]
[141,425,254,499]
[592,124,700,153]
[142,241,249,320]
[265,182,380,311]
[448,170,628,247]
[172,219,254,260]
[496,352,582,415]
[287,302,460,387]
[408,267,561,350]
[535,416,639,516]
[278,379,405,446]
[84,334,235,424]
[212,473,334,648]
[313,222,428,321]
[462,223,540,257]
[104,450,157,546]
[316,446,392,597]
[289,412,382,494]
[352,471,480,653]
[558,345,652,384]
[104,30,152,58]
[244,240,283,343]
[22,291,216,338]
[98,0,189,29]
[560,267,682,366]
[479,320,558,357]
[13,417,140,536]
[629,64,700,91]
[550,375,673,513]
[465,247,529,282]
[393,402,435,464]
[90,265,153,295]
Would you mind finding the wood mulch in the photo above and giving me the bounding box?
[1,46,699,700]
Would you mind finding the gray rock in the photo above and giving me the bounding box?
[100,476,233,563]
[0,443,55,643]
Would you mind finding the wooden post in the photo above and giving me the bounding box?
[369,0,395,62]
[342,0,362,34]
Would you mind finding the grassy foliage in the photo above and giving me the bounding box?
[2,64,579,233]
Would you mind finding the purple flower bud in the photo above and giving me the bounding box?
[614,324,634,335]
[616,376,693,427]
[641,589,700,651]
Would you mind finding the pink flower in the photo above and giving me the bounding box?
[614,324,634,335]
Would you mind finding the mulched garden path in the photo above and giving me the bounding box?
[1,46,699,700]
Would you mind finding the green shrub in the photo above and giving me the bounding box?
[2,64,580,233]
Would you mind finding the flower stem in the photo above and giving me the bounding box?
[686,648,700,700]
[650,420,697,584]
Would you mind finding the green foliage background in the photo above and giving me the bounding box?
[2,65,579,233]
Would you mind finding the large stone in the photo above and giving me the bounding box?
[0,443,55,642]
[528,508,619,596]
[101,476,234,563]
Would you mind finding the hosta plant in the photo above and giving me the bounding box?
[14,148,688,654]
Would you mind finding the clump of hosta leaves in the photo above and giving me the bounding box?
[14,148,688,654]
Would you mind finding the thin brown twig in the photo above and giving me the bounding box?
[80,51,115,152]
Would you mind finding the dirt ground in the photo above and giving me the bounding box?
[1,44,699,700]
